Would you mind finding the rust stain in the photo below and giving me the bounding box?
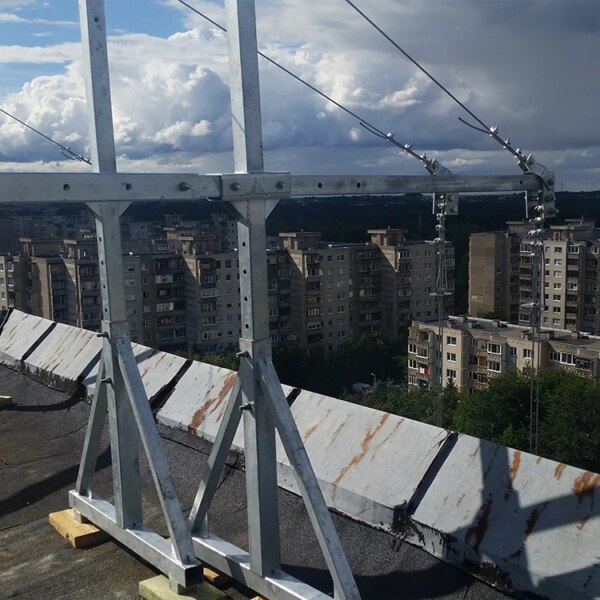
[554,463,566,480]
[465,498,492,555]
[456,493,465,507]
[304,424,318,440]
[188,372,237,432]
[511,451,522,480]
[524,505,546,541]
[535,456,542,464]
[577,516,590,531]
[504,450,522,500]
[470,446,480,459]
[572,472,600,504]
[333,413,390,485]
[328,421,346,448]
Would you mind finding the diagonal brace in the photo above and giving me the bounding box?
[116,338,197,566]
[188,372,242,536]
[257,357,361,600]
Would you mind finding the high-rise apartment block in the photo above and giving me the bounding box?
[1,219,455,354]
[408,315,600,392]
[469,220,600,334]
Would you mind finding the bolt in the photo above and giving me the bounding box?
[276,181,286,190]
[239,402,253,412]
[236,350,249,358]
[100,377,113,385]
[230,182,241,192]
[179,182,191,191]
[63,184,70,191]
[95,332,109,338]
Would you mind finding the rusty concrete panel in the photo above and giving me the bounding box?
[23,323,101,390]
[0,310,54,367]
[410,435,600,599]
[85,343,188,403]
[276,389,449,527]
[84,344,187,401]
[157,362,243,447]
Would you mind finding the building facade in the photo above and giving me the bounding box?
[469,220,600,335]
[2,225,456,354]
[408,315,600,392]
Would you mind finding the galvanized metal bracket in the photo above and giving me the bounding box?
[221,172,291,200]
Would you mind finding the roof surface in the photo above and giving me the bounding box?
[0,364,508,600]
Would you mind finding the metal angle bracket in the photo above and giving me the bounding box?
[221,172,291,200]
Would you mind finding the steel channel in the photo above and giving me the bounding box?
[75,355,108,495]
[0,172,539,204]
[0,172,222,204]
[188,375,243,536]
[105,336,143,528]
[258,358,361,599]
[225,0,281,578]
[69,492,202,588]
[116,339,197,565]
[192,534,331,600]
[290,174,541,195]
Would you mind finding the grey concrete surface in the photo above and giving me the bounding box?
[0,365,513,600]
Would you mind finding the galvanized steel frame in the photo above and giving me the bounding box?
[0,0,551,598]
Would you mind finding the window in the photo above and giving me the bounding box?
[554,282,562,290]
[549,351,559,361]
[559,353,575,365]
[408,343,417,353]
[553,306,561,313]
[523,348,532,359]
[125,278,136,287]
[553,294,561,301]
[447,352,456,362]
[446,369,456,379]
[554,246,562,253]
[487,343,501,354]
[554,259,562,266]
[509,346,517,356]
[470,337,478,347]
[447,336,457,345]
[488,361,501,372]
[553,270,561,278]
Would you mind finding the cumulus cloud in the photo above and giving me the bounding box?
[0,0,598,190]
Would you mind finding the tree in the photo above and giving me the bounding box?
[540,370,600,472]
[452,368,532,447]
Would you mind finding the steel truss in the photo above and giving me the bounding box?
[0,0,554,598]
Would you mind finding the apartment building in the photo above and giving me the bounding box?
[408,315,600,393]
[281,229,454,352]
[468,230,521,321]
[0,255,24,316]
[372,229,454,338]
[2,225,456,354]
[469,220,600,335]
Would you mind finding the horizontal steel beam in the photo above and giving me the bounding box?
[0,173,222,203]
[290,174,541,196]
[0,172,541,204]
[192,534,330,600]
[69,491,203,588]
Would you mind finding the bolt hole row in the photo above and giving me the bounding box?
[316,181,361,189]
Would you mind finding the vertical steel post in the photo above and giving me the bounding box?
[224,0,281,576]
[78,0,142,528]
[73,3,201,589]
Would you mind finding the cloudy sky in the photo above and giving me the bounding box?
[0,0,598,190]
